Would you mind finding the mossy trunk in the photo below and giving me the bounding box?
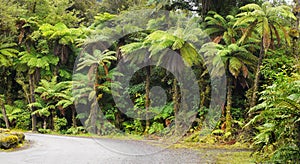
[43,117,47,129]
[6,70,13,105]
[88,64,99,134]
[293,0,300,72]
[173,78,179,134]
[29,73,37,132]
[173,79,179,115]
[71,106,76,128]
[250,42,265,108]
[1,103,10,129]
[144,66,150,134]
[49,111,54,130]
[225,76,232,133]
[89,103,97,134]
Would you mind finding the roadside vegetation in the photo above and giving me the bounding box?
[0,0,299,162]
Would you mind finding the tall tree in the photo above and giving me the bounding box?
[121,20,202,133]
[76,49,116,134]
[234,2,296,107]
[201,43,257,133]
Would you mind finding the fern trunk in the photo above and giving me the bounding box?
[173,78,180,135]
[1,102,10,129]
[43,117,47,129]
[293,0,300,72]
[29,73,37,132]
[225,76,232,133]
[250,42,265,108]
[89,103,97,134]
[71,106,76,128]
[89,64,99,134]
[173,79,179,115]
[6,70,13,105]
[144,66,150,134]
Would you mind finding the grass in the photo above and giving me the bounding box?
[216,151,255,164]
[167,138,255,163]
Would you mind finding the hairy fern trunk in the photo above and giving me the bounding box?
[250,42,265,108]
[29,73,37,131]
[144,66,150,134]
[1,102,10,129]
[225,74,232,133]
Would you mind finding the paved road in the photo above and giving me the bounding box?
[0,133,207,164]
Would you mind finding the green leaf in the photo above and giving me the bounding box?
[229,57,243,78]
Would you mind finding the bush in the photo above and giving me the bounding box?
[65,126,87,135]
[53,117,67,132]
[38,128,51,134]
[148,122,164,134]
[248,73,300,163]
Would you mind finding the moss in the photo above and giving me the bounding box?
[0,134,19,149]
[0,128,10,133]
[216,151,255,164]
[0,129,25,150]
[9,132,25,143]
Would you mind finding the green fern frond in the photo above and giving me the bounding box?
[120,42,144,55]
[240,3,262,11]
[229,57,243,78]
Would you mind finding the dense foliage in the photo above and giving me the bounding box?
[0,0,299,162]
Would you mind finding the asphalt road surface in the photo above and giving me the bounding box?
[0,133,208,164]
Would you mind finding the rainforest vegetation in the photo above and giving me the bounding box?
[0,0,299,162]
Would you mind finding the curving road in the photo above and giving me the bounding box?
[0,133,208,164]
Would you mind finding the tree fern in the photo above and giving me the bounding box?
[0,42,18,67]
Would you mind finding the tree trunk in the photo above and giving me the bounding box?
[250,42,265,108]
[173,79,179,115]
[294,0,300,28]
[29,73,37,132]
[1,102,10,129]
[173,78,180,134]
[144,66,151,134]
[293,0,300,72]
[49,111,54,130]
[43,117,47,129]
[201,0,212,20]
[89,103,97,134]
[225,76,232,133]
[6,70,13,105]
[71,106,76,128]
[88,64,99,134]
